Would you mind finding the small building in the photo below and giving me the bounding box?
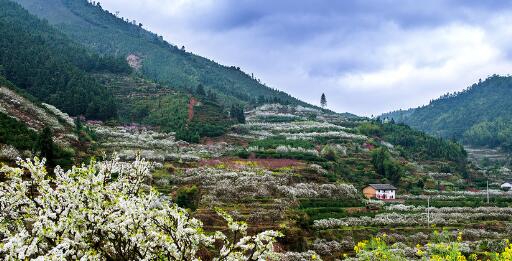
[501,181,512,191]
[363,184,397,200]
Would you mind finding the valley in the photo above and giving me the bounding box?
[1,0,512,260]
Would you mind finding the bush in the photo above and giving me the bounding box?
[321,145,339,161]
[175,185,200,211]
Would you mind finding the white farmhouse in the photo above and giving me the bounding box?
[363,184,397,200]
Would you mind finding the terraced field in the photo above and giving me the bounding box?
[83,103,512,260]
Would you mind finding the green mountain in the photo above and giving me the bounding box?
[0,0,235,141]
[13,0,311,108]
[382,75,512,152]
[0,0,131,120]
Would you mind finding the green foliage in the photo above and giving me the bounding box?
[175,185,199,211]
[0,0,129,120]
[371,147,402,184]
[463,118,512,152]
[175,128,200,143]
[299,198,363,209]
[0,113,73,166]
[320,145,339,161]
[230,105,246,124]
[249,136,314,149]
[383,75,512,150]
[358,121,467,163]
[94,73,230,140]
[237,150,325,162]
[34,127,55,166]
[0,112,38,150]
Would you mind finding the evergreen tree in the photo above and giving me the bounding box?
[371,147,402,185]
[34,127,55,167]
[230,105,246,124]
[320,93,327,108]
[196,84,205,96]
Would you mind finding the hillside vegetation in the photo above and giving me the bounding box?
[0,0,132,120]
[13,0,313,108]
[382,75,512,152]
[0,76,79,166]
[0,0,239,140]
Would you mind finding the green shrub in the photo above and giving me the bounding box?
[175,185,200,211]
[0,112,38,150]
[321,145,339,161]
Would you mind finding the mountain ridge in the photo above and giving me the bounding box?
[13,0,320,111]
[382,75,512,151]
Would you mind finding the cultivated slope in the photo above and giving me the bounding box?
[0,76,77,161]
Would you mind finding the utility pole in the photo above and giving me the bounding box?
[427,196,430,227]
[487,179,490,204]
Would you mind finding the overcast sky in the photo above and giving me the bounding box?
[100,0,512,116]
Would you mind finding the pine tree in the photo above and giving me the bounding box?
[320,93,327,108]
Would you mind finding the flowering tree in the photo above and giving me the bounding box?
[0,156,282,260]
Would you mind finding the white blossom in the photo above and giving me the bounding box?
[0,157,282,260]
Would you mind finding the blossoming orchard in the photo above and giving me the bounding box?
[0,156,281,260]
[2,103,512,260]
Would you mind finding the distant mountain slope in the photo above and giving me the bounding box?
[382,75,512,151]
[13,0,313,108]
[0,0,233,141]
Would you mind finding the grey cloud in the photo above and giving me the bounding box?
[100,0,512,115]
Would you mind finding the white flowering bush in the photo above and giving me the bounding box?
[275,250,322,261]
[0,145,20,161]
[0,157,282,260]
[174,167,360,204]
[41,103,75,128]
[275,145,319,156]
[278,183,359,199]
[313,207,512,229]
[93,125,235,163]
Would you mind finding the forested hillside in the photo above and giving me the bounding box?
[0,0,132,120]
[0,0,237,141]
[382,75,512,152]
[13,0,312,108]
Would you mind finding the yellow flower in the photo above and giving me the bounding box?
[457,232,463,242]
